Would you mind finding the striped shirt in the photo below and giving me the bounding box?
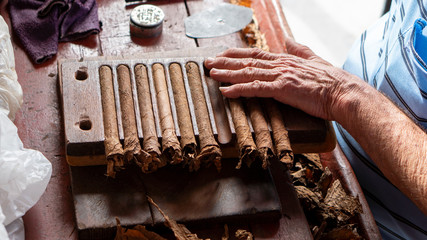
[335,0,427,239]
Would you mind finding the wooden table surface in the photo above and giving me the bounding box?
[0,0,380,239]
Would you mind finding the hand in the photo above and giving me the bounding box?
[204,38,365,121]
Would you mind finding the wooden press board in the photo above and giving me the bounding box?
[59,47,335,239]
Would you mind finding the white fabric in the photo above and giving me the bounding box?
[0,15,52,240]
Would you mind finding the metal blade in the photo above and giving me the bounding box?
[185,3,253,39]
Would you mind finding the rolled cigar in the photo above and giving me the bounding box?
[185,62,222,171]
[99,66,124,178]
[117,65,144,164]
[169,63,198,170]
[246,98,274,169]
[152,63,182,164]
[228,98,257,169]
[264,98,294,168]
[134,64,164,172]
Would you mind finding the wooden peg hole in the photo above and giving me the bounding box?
[75,67,88,81]
[79,118,92,131]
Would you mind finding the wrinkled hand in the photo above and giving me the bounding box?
[204,38,362,120]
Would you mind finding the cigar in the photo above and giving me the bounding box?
[185,62,222,171]
[152,63,182,164]
[246,98,274,169]
[134,64,164,172]
[169,63,198,170]
[228,98,257,169]
[99,66,124,178]
[264,98,294,168]
[117,65,145,165]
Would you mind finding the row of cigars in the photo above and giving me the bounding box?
[99,61,293,177]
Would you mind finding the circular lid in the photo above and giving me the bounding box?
[130,4,165,28]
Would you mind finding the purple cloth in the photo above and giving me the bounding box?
[9,0,100,64]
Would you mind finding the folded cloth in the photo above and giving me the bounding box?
[9,0,100,64]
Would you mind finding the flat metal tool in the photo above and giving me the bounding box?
[185,3,253,38]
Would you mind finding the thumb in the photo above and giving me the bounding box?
[219,81,277,99]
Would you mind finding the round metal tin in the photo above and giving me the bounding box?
[130,4,164,38]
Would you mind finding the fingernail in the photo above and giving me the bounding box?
[219,86,229,93]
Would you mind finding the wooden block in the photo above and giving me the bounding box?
[71,160,281,239]
[144,159,282,225]
[71,166,152,239]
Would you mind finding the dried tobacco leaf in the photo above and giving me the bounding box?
[291,154,364,238]
[115,218,166,240]
[222,224,229,240]
[147,196,208,240]
[321,224,362,240]
[235,229,253,240]
[324,180,363,223]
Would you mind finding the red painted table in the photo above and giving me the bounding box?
[0,0,380,239]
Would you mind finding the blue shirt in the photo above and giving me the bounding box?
[335,0,427,239]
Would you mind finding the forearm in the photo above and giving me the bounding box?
[333,73,427,214]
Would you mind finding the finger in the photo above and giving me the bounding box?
[217,48,282,60]
[284,37,331,65]
[219,81,277,98]
[284,37,317,59]
[204,57,277,70]
[210,67,279,84]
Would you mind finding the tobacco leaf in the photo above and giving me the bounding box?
[324,180,363,223]
[222,224,229,240]
[235,229,253,240]
[291,154,363,238]
[115,218,166,240]
[294,185,322,211]
[321,224,362,240]
[317,167,333,197]
[147,196,208,240]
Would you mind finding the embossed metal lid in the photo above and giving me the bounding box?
[130,4,164,37]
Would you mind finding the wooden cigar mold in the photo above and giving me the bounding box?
[59,50,336,167]
[59,49,336,236]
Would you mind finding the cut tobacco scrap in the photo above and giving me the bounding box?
[321,224,362,240]
[221,225,254,240]
[291,154,363,239]
[235,229,253,240]
[230,0,269,51]
[115,218,166,240]
[221,224,229,240]
[324,180,363,223]
[147,196,208,240]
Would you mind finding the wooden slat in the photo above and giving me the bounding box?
[320,147,382,239]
